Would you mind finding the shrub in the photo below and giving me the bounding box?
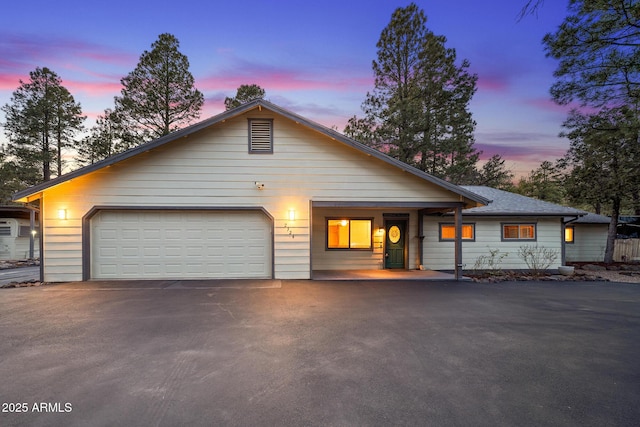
[473,247,508,276]
[517,244,558,276]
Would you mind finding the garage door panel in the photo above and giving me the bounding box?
[91,210,271,279]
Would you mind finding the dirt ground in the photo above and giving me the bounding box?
[577,268,640,284]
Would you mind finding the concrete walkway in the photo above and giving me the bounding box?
[313,269,462,280]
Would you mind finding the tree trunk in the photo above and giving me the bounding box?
[604,197,621,264]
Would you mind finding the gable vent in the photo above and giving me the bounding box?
[249,119,273,153]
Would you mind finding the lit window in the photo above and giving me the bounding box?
[502,223,536,241]
[327,219,372,250]
[565,226,574,244]
[440,224,475,241]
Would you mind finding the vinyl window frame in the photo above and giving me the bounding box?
[326,217,374,251]
[438,223,476,242]
[501,223,537,241]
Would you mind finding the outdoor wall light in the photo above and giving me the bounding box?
[288,209,296,222]
[58,209,67,220]
[378,226,385,235]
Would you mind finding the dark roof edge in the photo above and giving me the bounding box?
[13,99,489,206]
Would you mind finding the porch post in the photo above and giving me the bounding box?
[454,206,462,280]
[29,208,35,260]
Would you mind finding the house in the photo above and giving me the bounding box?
[565,213,610,263]
[422,186,586,271]
[0,206,39,260]
[12,100,489,282]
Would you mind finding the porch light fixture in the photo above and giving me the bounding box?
[378,226,385,235]
[288,209,296,221]
[57,209,67,220]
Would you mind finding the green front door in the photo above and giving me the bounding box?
[385,220,406,269]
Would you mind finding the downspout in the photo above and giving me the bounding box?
[418,209,425,268]
[455,206,462,280]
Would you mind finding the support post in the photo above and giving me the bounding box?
[29,208,35,260]
[454,206,463,280]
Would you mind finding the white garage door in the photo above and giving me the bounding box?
[91,210,272,279]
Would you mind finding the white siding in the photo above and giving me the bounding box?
[566,224,607,262]
[423,216,564,271]
[39,109,463,281]
[0,218,39,260]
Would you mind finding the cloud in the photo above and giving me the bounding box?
[198,54,373,94]
[0,32,135,78]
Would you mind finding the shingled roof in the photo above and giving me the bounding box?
[460,186,586,217]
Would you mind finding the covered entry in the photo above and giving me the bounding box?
[87,208,273,280]
[311,202,467,279]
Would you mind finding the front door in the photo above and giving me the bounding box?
[385,220,406,269]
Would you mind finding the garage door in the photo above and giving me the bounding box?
[91,210,272,279]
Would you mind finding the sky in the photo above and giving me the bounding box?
[0,0,572,178]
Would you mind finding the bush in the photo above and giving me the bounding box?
[473,247,508,276]
[517,245,558,276]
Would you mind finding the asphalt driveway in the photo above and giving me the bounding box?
[1,279,639,426]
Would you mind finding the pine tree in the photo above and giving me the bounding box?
[224,84,266,110]
[115,33,203,141]
[1,67,84,183]
[346,3,480,182]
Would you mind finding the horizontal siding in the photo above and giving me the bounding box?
[312,208,420,271]
[0,237,39,260]
[566,224,607,262]
[40,110,467,281]
[424,216,564,271]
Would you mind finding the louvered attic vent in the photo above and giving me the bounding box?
[248,119,273,153]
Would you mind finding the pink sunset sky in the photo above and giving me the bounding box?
[0,0,573,178]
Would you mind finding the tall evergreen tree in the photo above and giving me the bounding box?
[0,146,32,204]
[514,160,566,204]
[345,3,479,182]
[1,67,84,183]
[224,84,266,110]
[544,0,640,108]
[115,33,204,141]
[544,0,640,262]
[76,109,117,167]
[476,154,515,190]
[562,107,640,263]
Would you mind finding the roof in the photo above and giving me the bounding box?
[12,99,489,207]
[459,186,586,217]
[0,206,37,220]
[567,212,611,224]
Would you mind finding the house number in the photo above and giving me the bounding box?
[389,225,401,244]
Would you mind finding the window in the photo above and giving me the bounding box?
[248,119,273,153]
[565,226,575,244]
[502,223,536,241]
[0,226,10,237]
[439,223,475,241]
[19,225,36,237]
[327,218,372,250]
